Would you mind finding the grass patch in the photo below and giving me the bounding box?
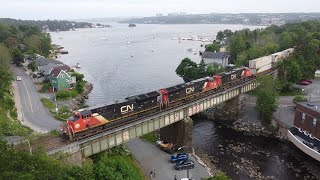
[56,90,78,100]
[140,132,157,144]
[41,98,55,109]
[54,105,72,121]
[41,98,71,121]
[280,90,304,96]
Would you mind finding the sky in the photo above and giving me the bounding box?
[0,0,319,20]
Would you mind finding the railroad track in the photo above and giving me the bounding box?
[43,70,275,150]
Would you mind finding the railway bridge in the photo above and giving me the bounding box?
[47,77,263,163]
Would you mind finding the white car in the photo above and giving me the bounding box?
[16,76,22,81]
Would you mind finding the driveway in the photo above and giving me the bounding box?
[12,66,61,133]
[126,138,210,180]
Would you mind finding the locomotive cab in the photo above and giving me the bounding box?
[242,67,252,77]
[62,109,103,140]
[202,76,222,92]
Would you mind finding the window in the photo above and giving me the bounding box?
[312,118,317,128]
[301,113,306,123]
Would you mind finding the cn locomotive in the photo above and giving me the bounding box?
[61,48,295,140]
[61,67,253,140]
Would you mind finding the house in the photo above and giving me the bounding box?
[38,63,65,80]
[294,102,320,139]
[49,67,74,91]
[201,51,231,67]
[288,102,320,161]
[315,70,320,78]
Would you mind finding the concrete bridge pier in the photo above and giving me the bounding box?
[159,117,193,153]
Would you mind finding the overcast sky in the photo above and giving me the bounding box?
[0,0,319,20]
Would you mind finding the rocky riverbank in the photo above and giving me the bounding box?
[68,82,93,110]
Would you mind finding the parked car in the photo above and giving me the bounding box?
[170,153,188,163]
[16,76,22,81]
[301,79,313,84]
[296,80,309,86]
[174,160,195,170]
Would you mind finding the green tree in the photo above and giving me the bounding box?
[0,43,11,69]
[206,42,220,52]
[216,31,225,42]
[27,61,37,72]
[11,48,24,66]
[94,155,142,180]
[255,75,279,125]
[198,59,207,77]
[229,35,246,59]
[279,32,294,50]
[175,57,198,79]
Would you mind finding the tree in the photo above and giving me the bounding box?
[216,31,225,42]
[198,59,207,77]
[27,61,37,72]
[0,43,11,69]
[255,75,279,125]
[205,42,220,52]
[175,58,198,79]
[279,32,294,50]
[94,155,142,180]
[11,48,24,66]
[229,35,246,59]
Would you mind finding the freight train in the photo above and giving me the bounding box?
[61,48,294,140]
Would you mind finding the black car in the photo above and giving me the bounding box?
[174,160,195,170]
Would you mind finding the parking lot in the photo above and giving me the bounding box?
[126,138,210,180]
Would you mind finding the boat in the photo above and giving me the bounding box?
[131,53,135,57]
[128,24,136,27]
[126,41,131,44]
[75,63,81,68]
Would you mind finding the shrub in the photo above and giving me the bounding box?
[56,90,78,100]
[293,95,307,103]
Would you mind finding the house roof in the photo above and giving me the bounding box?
[298,102,320,113]
[202,51,230,59]
[35,57,63,66]
[38,63,64,75]
[52,64,70,72]
[315,70,320,74]
[50,69,70,78]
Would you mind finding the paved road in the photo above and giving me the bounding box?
[126,138,209,180]
[13,66,61,133]
[243,79,320,127]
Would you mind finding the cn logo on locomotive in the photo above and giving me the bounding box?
[186,87,195,94]
[231,74,237,80]
[121,104,134,114]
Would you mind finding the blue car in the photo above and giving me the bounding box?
[170,153,188,163]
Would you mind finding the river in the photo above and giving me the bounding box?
[51,23,319,180]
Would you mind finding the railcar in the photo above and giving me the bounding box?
[61,66,256,140]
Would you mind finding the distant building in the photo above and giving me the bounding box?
[315,70,320,78]
[156,13,163,17]
[201,51,230,67]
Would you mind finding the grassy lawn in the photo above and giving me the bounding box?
[41,98,71,121]
[280,91,304,96]
[140,132,157,144]
[41,98,55,109]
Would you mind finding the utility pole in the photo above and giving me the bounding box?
[309,83,313,102]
